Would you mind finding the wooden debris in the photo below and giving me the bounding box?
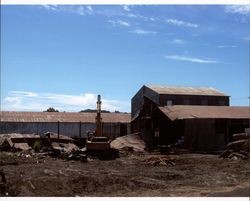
[28,181,36,190]
[232,133,250,141]
[142,156,175,166]
[219,136,250,160]
[228,152,247,160]
[219,149,233,159]
[227,139,249,152]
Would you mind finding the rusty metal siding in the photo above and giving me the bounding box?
[131,85,159,119]
[159,94,229,106]
[0,122,58,135]
[144,86,160,105]
[131,86,145,118]
[0,121,130,139]
[184,119,227,152]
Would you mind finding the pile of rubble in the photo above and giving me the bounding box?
[0,132,87,162]
[0,133,40,152]
[142,156,175,166]
[219,133,250,160]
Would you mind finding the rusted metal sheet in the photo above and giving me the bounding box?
[0,112,131,123]
[159,106,250,121]
[146,85,228,96]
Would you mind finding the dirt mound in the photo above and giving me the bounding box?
[110,133,146,152]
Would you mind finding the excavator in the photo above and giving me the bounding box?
[86,95,118,159]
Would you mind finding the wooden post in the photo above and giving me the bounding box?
[79,121,82,138]
[57,121,60,139]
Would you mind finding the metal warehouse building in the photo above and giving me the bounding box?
[131,85,250,152]
[0,111,131,139]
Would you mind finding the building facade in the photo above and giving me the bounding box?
[0,112,131,140]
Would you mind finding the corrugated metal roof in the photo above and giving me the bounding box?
[146,85,228,96]
[0,111,131,123]
[158,106,250,121]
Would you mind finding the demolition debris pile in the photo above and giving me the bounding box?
[0,133,87,162]
[219,133,250,160]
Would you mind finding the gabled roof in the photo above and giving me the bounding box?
[158,105,250,121]
[0,111,131,123]
[146,85,228,96]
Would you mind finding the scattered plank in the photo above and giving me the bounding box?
[142,156,175,166]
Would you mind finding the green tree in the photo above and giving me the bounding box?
[44,107,59,112]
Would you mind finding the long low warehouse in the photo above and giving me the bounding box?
[0,111,131,139]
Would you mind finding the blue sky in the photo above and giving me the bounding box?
[1,5,249,112]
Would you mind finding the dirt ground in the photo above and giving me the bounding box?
[0,151,249,197]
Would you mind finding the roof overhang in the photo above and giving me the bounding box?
[158,105,250,121]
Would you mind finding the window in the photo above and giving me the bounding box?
[166,100,173,106]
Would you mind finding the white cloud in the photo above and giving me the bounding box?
[41,5,59,11]
[172,39,187,44]
[127,13,137,18]
[125,12,154,22]
[131,29,157,35]
[108,20,130,27]
[40,5,155,25]
[41,5,94,16]
[123,5,131,12]
[1,91,130,112]
[165,55,220,64]
[86,6,93,13]
[225,5,250,15]
[76,5,93,16]
[11,91,38,97]
[166,18,199,28]
[216,45,237,48]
